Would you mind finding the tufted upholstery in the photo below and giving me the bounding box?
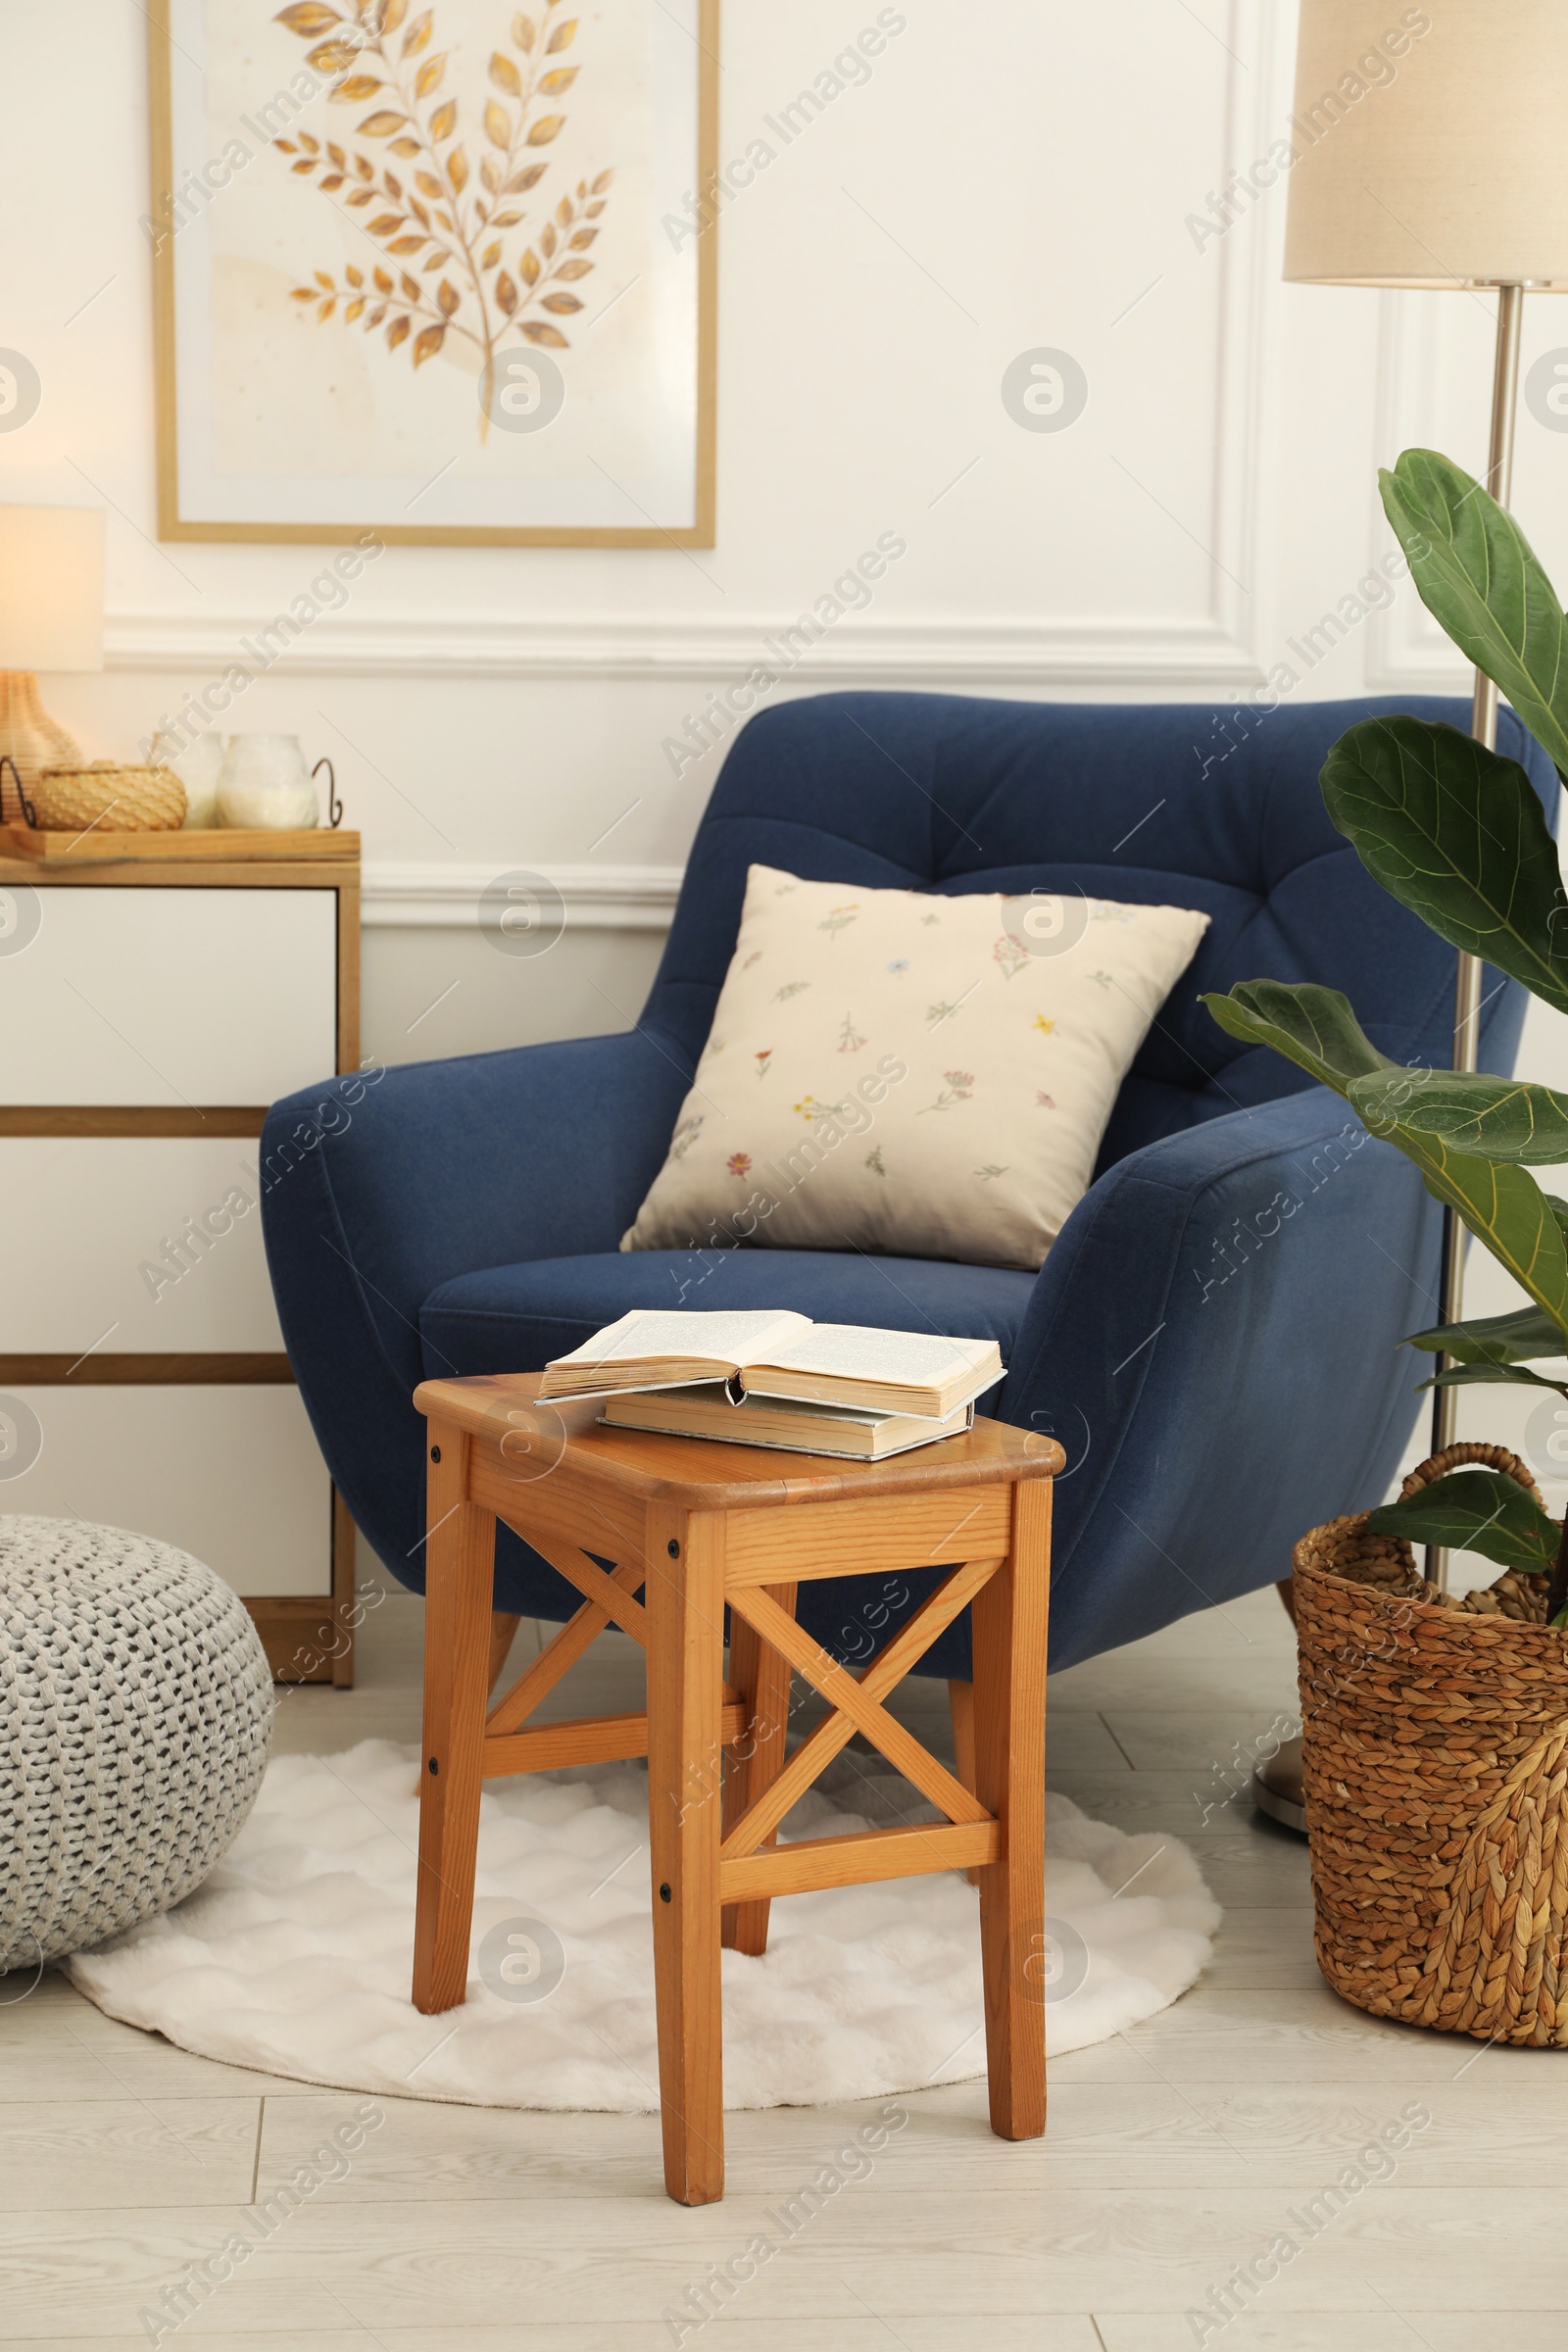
[262,690,1553,1673]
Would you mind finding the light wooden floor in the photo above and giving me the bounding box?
[4,1579,1561,2351]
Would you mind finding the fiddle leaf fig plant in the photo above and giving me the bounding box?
[1203,448,1568,1625]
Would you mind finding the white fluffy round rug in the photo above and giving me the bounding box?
[65,1739,1219,2111]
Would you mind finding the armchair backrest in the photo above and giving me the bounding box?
[644,690,1555,1170]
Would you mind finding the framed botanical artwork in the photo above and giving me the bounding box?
[147,0,717,544]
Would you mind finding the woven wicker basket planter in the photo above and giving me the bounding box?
[1295,1443,1568,2047]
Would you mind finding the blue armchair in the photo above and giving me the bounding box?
[262,689,1552,1675]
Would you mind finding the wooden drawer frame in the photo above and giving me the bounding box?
[0,829,363,1684]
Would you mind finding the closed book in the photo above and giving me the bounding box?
[599,1382,976,1459]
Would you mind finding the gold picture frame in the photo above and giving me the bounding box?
[148,0,717,546]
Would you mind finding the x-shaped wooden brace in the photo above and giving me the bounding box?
[721,1555,1005,1867]
[483,1520,744,1774]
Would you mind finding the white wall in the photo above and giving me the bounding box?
[6,0,1568,1505]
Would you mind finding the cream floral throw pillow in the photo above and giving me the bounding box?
[622,863,1210,1271]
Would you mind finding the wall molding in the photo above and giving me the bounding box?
[362,860,683,931]
[106,611,1261,692]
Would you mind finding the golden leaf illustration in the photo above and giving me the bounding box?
[273,3,341,32]
[279,0,616,417]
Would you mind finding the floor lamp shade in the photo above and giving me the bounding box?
[1284,1,1568,287]
[0,507,104,672]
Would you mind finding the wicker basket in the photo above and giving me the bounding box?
[31,761,186,833]
[1295,1442,1568,2046]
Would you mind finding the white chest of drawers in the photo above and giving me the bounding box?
[0,826,362,1684]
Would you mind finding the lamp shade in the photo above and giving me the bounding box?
[0,507,104,671]
[1284,1,1568,288]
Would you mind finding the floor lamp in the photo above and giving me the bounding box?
[1254,0,1568,1829]
[1284,0,1568,1583]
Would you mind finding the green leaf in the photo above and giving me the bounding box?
[1348,1065,1568,1160]
[1403,1303,1568,1362]
[1381,448,1568,777]
[1203,981,1568,1340]
[1365,1467,1559,1576]
[1320,716,1568,1016]
[1417,1361,1568,1396]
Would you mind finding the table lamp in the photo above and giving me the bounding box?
[1286,0,1568,1524]
[0,506,105,823]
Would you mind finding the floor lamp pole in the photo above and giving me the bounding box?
[1427,280,1526,1590]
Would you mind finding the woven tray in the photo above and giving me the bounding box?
[1295,1443,1568,2046]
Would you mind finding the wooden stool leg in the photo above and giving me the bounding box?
[948,1677,983,1886]
[646,1506,727,2205]
[970,1480,1051,2140]
[722,1579,798,1956]
[413,1426,496,2016]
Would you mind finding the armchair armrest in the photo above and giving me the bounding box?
[1000,1085,1439,1670]
[260,1029,688,1580]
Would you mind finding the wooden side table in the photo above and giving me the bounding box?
[0,825,361,1684]
[410,1371,1063,2205]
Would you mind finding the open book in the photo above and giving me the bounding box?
[538,1308,1003,1421]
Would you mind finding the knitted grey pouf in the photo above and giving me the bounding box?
[0,1516,273,1971]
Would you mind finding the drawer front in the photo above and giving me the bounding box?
[0,888,337,1104]
[0,1139,282,1353]
[0,1385,331,1595]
